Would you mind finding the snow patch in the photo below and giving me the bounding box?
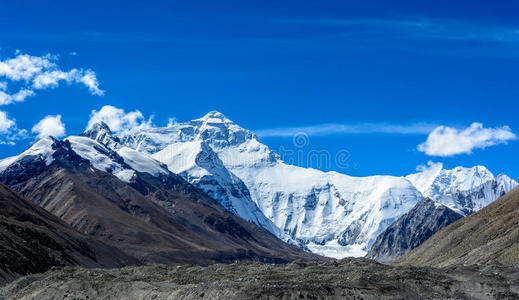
[0,137,56,172]
[307,240,367,259]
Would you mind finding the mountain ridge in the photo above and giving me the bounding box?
[1,111,516,259]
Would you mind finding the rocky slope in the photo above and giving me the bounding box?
[0,130,320,265]
[395,186,519,267]
[366,198,463,262]
[2,259,519,299]
[119,111,517,258]
[0,182,137,285]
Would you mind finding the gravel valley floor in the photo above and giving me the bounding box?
[2,258,519,300]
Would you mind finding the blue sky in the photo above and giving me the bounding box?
[0,0,518,178]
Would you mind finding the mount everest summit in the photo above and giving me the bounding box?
[0,111,516,258]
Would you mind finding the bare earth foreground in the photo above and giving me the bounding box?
[2,258,519,300]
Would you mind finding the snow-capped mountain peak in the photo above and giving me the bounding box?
[407,163,496,194]
[190,111,257,149]
[0,123,171,184]
[81,121,122,150]
[84,121,112,135]
[407,163,517,215]
[0,137,57,173]
[193,110,234,124]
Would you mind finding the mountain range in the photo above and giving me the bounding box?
[118,111,517,257]
[0,111,516,262]
[0,126,320,273]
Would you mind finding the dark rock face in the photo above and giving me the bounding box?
[366,198,463,262]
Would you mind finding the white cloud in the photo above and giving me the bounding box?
[31,69,103,95]
[78,70,103,96]
[415,160,443,172]
[0,51,104,145]
[255,122,437,137]
[0,52,104,105]
[32,69,79,89]
[0,111,16,133]
[418,123,516,156]
[88,105,152,134]
[31,115,66,139]
[0,111,28,145]
[0,89,35,105]
[0,54,56,81]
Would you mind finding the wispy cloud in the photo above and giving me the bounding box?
[282,17,519,44]
[272,17,519,58]
[255,122,438,137]
[0,31,217,45]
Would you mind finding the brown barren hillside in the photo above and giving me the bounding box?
[394,186,519,267]
[0,183,137,284]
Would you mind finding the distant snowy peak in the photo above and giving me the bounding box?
[81,121,122,150]
[0,137,57,173]
[0,125,170,184]
[407,164,518,215]
[496,173,518,191]
[120,111,260,154]
[190,111,258,148]
[193,110,234,124]
[407,164,495,194]
[80,122,170,179]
